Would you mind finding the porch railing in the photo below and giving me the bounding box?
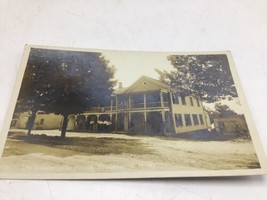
[88,101,170,113]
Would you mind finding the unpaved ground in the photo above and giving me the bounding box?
[0,129,260,174]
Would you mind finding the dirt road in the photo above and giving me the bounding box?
[0,129,260,174]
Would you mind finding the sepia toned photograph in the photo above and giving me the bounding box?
[0,45,266,179]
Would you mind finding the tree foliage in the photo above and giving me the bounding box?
[15,48,116,138]
[206,103,237,124]
[214,103,237,117]
[156,55,237,103]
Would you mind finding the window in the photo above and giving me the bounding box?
[40,119,45,124]
[184,114,192,126]
[192,114,199,125]
[190,97,194,106]
[199,114,204,125]
[181,96,186,105]
[175,114,183,127]
[196,98,200,107]
[172,93,179,104]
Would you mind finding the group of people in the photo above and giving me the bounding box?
[75,117,113,132]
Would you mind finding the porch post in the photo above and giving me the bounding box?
[169,91,177,134]
[128,95,131,132]
[110,98,113,121]
[144,93,147,133]
[96,114,99,131]
[115,95,118,133]
[160,92,166,134]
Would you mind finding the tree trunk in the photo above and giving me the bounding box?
[61,114,69,139]
[27,110,37,136]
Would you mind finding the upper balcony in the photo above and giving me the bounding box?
[107,102,170,111]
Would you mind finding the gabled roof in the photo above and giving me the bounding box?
[113,75,170,95]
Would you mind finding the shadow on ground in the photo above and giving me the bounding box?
[6,131,153,156]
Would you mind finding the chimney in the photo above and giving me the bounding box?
[119,82,123,89]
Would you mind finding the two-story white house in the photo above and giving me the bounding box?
[14,75,211,135]
[108,75,211,135]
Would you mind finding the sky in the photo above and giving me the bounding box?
[103,51,173,87]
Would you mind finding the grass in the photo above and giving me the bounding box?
[5,131,153,156]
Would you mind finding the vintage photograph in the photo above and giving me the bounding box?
[0,45,266,179]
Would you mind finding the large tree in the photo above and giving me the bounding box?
[156,55,237,103]
[15,48,116,138]
[16,49,57,135]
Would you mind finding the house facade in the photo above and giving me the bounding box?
[14,111,63,130]
[13,76,211,135]
[112,76,211,134]
[67,76,211,135]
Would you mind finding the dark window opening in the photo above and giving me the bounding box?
[175,114,183,127]
[184,114,192,126]
[162,93,169,102]
[190,97,194,106]
[172,93,179,104]
[146,93,161,107]
[199,114,204,125]
[196,98,200,107]
[181,96,186,105]
[40,119,44,124]
[131,94,145,108]
[192,114,199,125]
